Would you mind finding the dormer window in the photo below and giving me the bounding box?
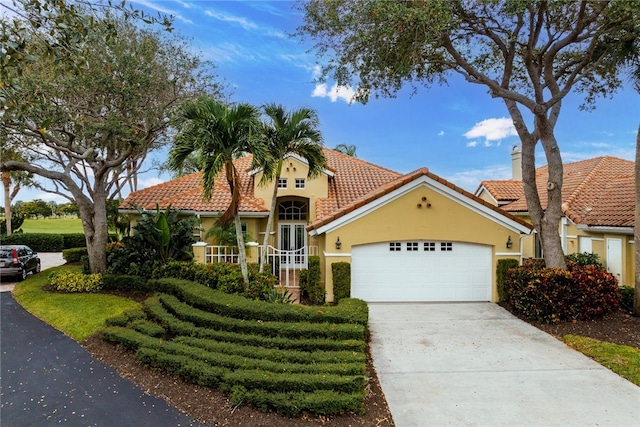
[278,178,287,189]
[295,178,305,189]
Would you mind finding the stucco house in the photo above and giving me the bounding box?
[476,147,635,287]
[121,148,532,302]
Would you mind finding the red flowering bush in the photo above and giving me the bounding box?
[506,264,620,323]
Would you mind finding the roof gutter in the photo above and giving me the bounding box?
[117,208,268,218]
[575,225,633,235]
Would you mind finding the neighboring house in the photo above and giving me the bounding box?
[121,149,532,302]
[476,146,635,286]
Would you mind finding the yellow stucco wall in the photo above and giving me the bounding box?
[318,185,525,302]
[253,157,329,222]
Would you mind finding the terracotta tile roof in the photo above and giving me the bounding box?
[121,156,268,214]
[307,168,533,232]
[480,156,634,227]
[317,149,402,219]
[479,180,524,203]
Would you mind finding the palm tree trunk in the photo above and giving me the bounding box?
[260,173,280,273]
[235,213,249,285]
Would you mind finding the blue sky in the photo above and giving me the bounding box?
[10,0,640,204]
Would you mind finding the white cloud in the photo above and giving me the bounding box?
[444,165,511,192]
[130,0,192,24]
[138,177,166,189]
[205,9,257,30]
[464,117,517,143]
[466,141,478,147]
[484,140,492,147]
[437,130,445,136]
[312,83,356,104]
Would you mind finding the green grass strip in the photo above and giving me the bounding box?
[144,296,365,352]
[563,335,640,386]
[158,293,366,341]
[12,265,140,341]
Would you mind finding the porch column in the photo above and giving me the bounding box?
[192,241,208,264]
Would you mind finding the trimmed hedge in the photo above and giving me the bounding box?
[48,270,102,293]
[620,286,635,313]
[496,258,519,302]
[62,247,88,263]
[144,296,365,352]
[102,274,152,293]
[61,234,87,249]
[332,262,351,302]
[0,233,64,251]
[300,256,324,304]
[174,336,366,365]
[150,278,368,326]
[507,264,620,323]
[158,293,366,341]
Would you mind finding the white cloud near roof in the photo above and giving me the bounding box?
[445,164,511,192]
[464,117,517,142]
[138,177,166,189]
[312,83,355,104]
[205,9,257,30]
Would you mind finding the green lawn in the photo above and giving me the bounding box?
[563,335,640,386]
[20,217,83,234]
[12,265,140,341]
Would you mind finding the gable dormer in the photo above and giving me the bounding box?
[251,154,333,221]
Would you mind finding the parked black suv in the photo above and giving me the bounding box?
[0,245,41,281]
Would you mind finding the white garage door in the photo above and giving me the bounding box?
[351,241,492,302]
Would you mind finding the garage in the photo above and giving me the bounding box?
[351,241,492,302]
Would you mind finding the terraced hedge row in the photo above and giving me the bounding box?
[101,279,370,416]
[149,278,368,326]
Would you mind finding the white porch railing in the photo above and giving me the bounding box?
[205,245,239,264]
[203,244,318,288]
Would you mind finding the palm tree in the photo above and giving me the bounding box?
[168,96,269,285]
[334,143,357,157]
[258,104,326,273]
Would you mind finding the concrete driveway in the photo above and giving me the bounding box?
[368,303,640,427]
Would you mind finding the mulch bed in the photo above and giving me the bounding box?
[83,336,395,427]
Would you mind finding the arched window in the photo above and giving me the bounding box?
[278,200,307,220]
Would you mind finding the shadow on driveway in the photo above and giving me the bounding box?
[1,293,206,426]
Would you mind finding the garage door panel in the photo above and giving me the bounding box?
[351,241,491,302]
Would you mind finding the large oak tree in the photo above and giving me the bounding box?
[299,0,639,269]
[1,6,221,273]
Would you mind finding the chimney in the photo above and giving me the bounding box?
[511,144,522,180]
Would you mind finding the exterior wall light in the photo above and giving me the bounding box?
[506,236,513,249]
[335,237,342,250]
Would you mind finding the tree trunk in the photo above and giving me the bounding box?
[2,172,12,235]
[259,172,281,273]
[634,123,640,316]
[77,189,109,274]
[235,213,249,285]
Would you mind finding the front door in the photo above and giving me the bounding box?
[606,238,622,283]
[279,223,307,267]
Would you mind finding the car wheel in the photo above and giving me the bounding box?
[35,262,41,274]
[19,268,27,281]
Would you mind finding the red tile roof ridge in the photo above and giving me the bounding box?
[324,147,400,175]
[308,167,531,232]
[560,157,609,223]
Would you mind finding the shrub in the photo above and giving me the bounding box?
[62,247,88,263]
[565,252,604,269]
[522,258,545,269]
[61,234,87,249]
[129,320,166,337]
[496,258,519,302]
[506,264,620,323]
[620,286,635,313]
[332,262,351,302]
[0,233,64,251]
[102,274,151,293]
[263,287,294,304]
[149,278,368,326]
[0,213,25,234]
[300,256,324,304]
[49,271,103,293]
